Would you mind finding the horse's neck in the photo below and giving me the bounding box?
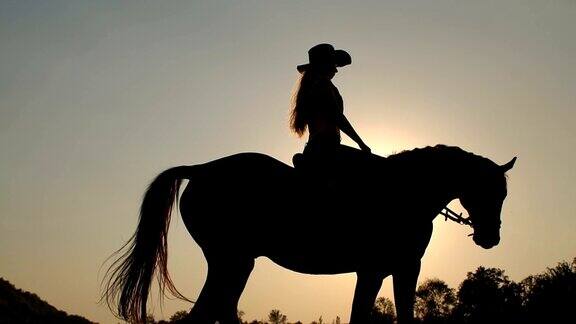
[392,153,463,210]
[429,152,478,214]
[436,161,463,199]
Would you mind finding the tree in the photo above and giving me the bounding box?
[310,316,323,324]
[371,296,396,323]
[169,310,188,322]
[453,266,522,324]
[237,310,245,323]
[415,278,456,323]
[521,258,576,323]
[268,309,287,324]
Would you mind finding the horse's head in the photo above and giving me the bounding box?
[459,157,516,249]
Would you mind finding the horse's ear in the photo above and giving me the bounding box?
[501,157,517,172]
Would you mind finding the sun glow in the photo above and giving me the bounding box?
[350,124,429,158]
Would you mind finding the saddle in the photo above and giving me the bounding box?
[292,151,382,193]
[292,153,341,197]
[292,152,344,189]
[292,153,307,170]
[292,153,327,174]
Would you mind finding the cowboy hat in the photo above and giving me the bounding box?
[297,43,352,73]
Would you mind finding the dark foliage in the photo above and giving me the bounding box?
[370,296,396,323]
[451,267,523,323]
[415,278,456,323]
[521,258,576,323]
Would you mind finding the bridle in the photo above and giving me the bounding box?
[440,206,472,228]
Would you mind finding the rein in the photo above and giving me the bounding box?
[440,206,472,228]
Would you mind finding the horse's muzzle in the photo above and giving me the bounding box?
[473,233,500,249]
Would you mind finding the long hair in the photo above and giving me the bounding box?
[101,166,193,324]
[290,71,316,137]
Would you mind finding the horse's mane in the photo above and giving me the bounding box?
[387,145,500,178]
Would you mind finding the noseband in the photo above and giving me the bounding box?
[440,206,472,227]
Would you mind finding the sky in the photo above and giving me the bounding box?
[1,0,575,323]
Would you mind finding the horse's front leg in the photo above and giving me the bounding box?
[349,271,385,324]
[393,260,421,324]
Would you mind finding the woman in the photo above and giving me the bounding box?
[290,44,377,178]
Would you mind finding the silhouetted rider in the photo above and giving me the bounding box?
[290,44,380,180]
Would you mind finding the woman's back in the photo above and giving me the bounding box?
[304,78,343,146]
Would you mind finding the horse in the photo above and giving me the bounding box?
[102,145,516,323]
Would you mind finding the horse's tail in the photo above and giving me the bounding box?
[101,166,194,324]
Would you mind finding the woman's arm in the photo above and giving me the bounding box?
[319,80,371,152]
[338,114,371,152]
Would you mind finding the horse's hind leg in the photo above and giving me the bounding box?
[186,256,254,324]
[214,257,254,323]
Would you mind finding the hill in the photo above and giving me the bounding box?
[0,277,95,324]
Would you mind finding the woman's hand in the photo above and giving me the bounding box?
[338,114,371,154]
